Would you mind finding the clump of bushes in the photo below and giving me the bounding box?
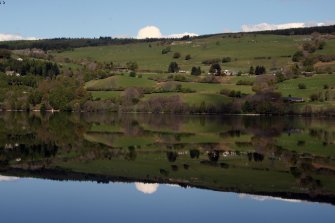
[202,58,221,65]
[162,47,171,54]
[173,52,181,59]
[191,67,201,76]
[222,57,232,63]
[168,62,180,73]
[220,89,242,98]
[236,80,254,86]
[185,54,191,60]
[298,83,307,89]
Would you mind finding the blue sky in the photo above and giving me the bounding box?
[0,0,334,40]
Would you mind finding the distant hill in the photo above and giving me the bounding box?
[0,25,334,51]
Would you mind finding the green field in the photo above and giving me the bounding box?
[53,35,335,73]
[277,74,335,99]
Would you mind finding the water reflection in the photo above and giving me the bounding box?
[0,175,19,182]
[239,194,302,203]
[135,183,159,194]
[0,113,334,205]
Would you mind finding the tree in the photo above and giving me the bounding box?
[166,151,178,162]
[252,75,276,93]
[298,83,307,89]
[249,66,255,75]
[242,101,254,113]
[126,61,138,71]
[162,47,171,54]
[255,66,266,75]
[185,54,191,60]
[209,63,221,75]
[168,62,180,73]
[191,66,201,76]
[222,57,232,63]
[173,52,181,59]
[190,149,200,159]
[292,51,304,62]
[208,150,220,162]
[0,49,11,59]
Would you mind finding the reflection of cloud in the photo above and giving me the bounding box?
[239,194,302,203]
[135,183,159,194]
[0,175,19,182]
[166,184,180,188]
[137,25,198,39]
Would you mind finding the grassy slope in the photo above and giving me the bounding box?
[55,34,335,110]
[53,34,311,72]
[277,74,335,99]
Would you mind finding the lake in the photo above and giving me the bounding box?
[0,113,335,222]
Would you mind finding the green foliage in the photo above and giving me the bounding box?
[126,61,138,71]
[292,51,304,62]
[303,42,316,53]
[168,62,180,73]
[202,58,221,65]
[255,66,266,75]
[0,49,11,59]
[173,52,181,59]
[162,47,171,55]
[185,54,191,60]
[242,101,254,113]
[298,83,307,89]
[38,77,90,111]
[129,71,137,77]
[249,66,255,75]
[209,63,221,75]
[0,58,60,77]
[236,80,254,86]
[28,90,43,106]
[222,57,232,63]
[191,67,202,76]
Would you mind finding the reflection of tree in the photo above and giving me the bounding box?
[125,146,137,161]
[208,150,220,162]
[190,149,200,159]
[166,151,178,162]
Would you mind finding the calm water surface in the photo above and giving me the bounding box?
[0,113,335,222]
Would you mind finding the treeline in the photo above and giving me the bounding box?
[1,25,334,51]
[254,25,335,35]
[0,58,60,77]
[0,36,193,51]
[195,25,335,40]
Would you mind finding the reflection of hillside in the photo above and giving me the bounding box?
[0,113,335,205]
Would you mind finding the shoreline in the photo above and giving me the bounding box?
[1,109,335,118]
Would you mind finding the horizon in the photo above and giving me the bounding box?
[0,0,334,41]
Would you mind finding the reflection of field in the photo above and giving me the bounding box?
[1,113,335,204]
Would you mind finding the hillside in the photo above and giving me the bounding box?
[1,26,335,114]
[52,34,335,73]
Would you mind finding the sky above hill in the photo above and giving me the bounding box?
[0,0,334,40]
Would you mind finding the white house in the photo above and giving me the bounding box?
[223,70,233,76]
[6,71,21,77]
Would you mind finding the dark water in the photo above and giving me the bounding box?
[0,113,335,222]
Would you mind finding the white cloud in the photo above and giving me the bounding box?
[241,22,305,32]
[137,26,162,39]
[0,33,37,42]
[135,182,159,194]
[137,25,198,39]
[167,32,199,39]
[241,21,335,32]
